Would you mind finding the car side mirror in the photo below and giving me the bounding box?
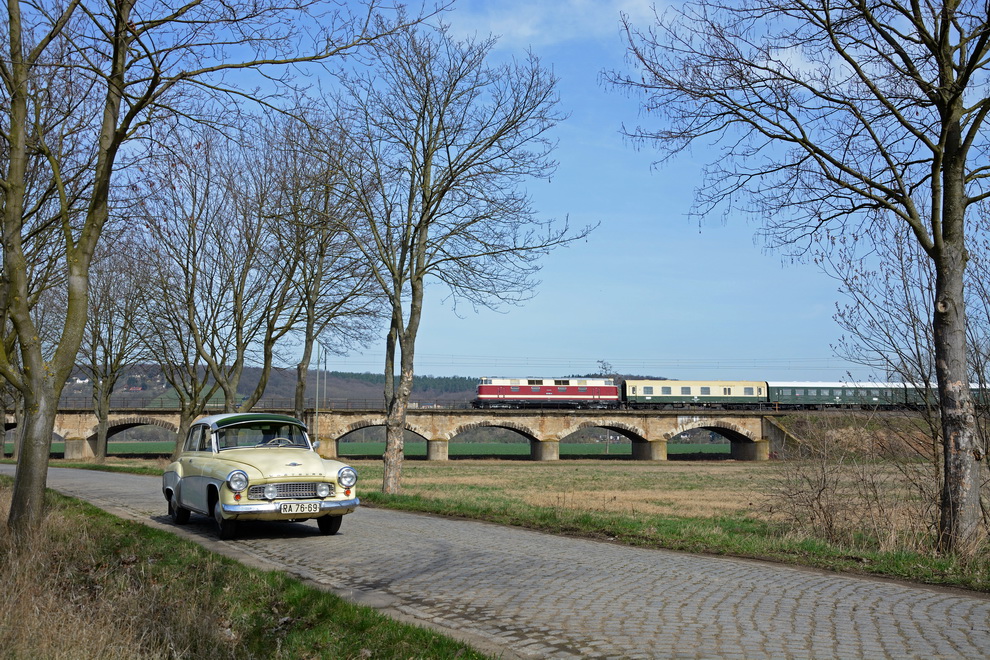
[312,440,321,450]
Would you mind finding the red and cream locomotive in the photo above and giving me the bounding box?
[472,377,619,409]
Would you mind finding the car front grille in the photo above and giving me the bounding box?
[247,482,333,500]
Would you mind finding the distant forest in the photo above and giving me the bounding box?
[60,366,481,408]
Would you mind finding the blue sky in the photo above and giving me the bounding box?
[327,0,870,382]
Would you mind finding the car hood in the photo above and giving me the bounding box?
[217,448,344,479]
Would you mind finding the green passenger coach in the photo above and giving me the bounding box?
[766,382,914,408]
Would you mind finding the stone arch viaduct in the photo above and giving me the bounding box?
[38,408,793,461]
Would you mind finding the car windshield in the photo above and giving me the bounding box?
[216,422,310,450]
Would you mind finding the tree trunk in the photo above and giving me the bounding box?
[293,321,315,419]
[935,138,984,555]
[7,383,58,536]
[93,379,113,463]
[381,319,403,494]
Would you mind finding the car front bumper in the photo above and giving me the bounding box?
[221,497,360,517]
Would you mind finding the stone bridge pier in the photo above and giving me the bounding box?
[313,409,788,461]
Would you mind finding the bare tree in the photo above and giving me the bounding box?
[135,223,223,457]
[333,24,592,493]
[264,113,384,418]
[137,124,300,414]
[78,226,148,461]
[1,0,414,535]
[610,1,989,556]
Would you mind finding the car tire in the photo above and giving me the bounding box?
[213,499,238,540]
[317,515,342,536]
[168,493,190,525]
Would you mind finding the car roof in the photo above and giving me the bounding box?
[195,412,307,431]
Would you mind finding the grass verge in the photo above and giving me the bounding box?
[0,476,490,660]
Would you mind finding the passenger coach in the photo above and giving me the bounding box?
[766,382,923,409]
[623,380,767,409]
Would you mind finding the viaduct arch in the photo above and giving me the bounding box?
[20,408,791,461]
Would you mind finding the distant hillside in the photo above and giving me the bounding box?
[62,366,480,406]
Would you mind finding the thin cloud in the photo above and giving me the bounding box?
[447,0,657,49]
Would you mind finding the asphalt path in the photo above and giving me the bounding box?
[2,464,989,659]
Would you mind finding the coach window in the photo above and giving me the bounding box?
[700,386,711,395]
[643,386,654,395]
[681,387,691,395]
[744,387,754,395]
[662,386,672,395]
[758,387,763,395]
[723,387,732,395]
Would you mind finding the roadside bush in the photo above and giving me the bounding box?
[766,414,939,553]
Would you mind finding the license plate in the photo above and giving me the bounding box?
[280,502,320,514]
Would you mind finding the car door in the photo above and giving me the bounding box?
[176,424,212,514]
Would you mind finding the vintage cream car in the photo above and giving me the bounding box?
[162,413,359,539]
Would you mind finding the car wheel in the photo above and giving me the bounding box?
[168,493,190,525]
[317,515,342,536]
[213,499,238,540]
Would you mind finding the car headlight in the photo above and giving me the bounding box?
[337,467,357,489]
[227,470,249,492]
[264,483,279,500]
[316,483,331,498]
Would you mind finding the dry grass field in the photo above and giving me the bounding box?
[351,459,775,519]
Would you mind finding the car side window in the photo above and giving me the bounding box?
[200,430,213,452]
[184,425,209,453]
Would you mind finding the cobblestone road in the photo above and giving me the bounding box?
[4,465,989,659]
